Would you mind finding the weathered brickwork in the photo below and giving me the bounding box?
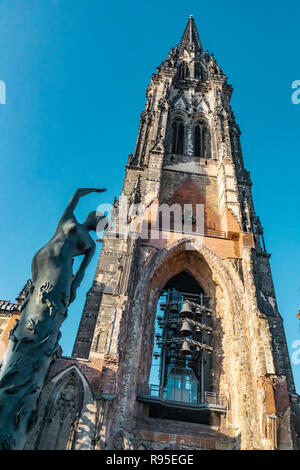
[0,309,20,361]
[0,295,24,360]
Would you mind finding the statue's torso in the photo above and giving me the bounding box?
[31,218,94,284]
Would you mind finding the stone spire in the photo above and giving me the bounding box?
[178,15,202,54]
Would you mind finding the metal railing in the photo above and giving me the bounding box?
[137,383,226,407]
[155,223,228,239]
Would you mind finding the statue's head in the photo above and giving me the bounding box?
[83,211,108,232]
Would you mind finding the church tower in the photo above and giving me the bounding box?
[72,16,298,450]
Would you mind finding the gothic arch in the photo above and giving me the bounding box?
[113,238,268,448]
[193,111,209,123]
[145,238,243,299]
[171,108,188,120]
[25,365,96,450]
[177,61,190,80]
[138,239,242,384]
[168,109,189,155]
[192,116,211,158]
[194,62,202,79]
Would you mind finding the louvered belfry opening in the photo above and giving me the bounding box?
[137,272,225,424]
[171,117,184,154]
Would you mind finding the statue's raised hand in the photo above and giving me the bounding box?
[76,188,107,197]
[61,188,107,221]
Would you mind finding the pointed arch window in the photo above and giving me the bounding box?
[33,370,84,450]
[171,117,184,154]
[137,270,227,425]
[194,121,211,158]
[194,125,201,156]
[194,62,202,79]
[146,272,214,423]
[178,62,189,80]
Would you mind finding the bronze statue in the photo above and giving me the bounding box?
[0,188,108,450]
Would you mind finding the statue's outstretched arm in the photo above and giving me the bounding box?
[60,188,106,223]
[69,244,96,305]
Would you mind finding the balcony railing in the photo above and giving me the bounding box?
[152,223,228,239]
[137,383,226,408]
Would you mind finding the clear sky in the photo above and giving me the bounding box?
[0,1,299,391]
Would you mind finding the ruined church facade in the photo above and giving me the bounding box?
[23,17,298,450]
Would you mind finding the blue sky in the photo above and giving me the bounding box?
[0,0,299,390]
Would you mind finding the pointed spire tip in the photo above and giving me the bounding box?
[179,15,202,53]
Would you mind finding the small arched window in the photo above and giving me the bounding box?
[194,121,210,158]
[194,62,202,79]
[172,117,184,154]
[178,62,189,80]
[195,125,201,156]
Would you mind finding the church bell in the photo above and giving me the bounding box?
[180,340,192,355]
[179,301,193,318]
[169,302,179,313]
[194,305,203,315]
[179,319,194,336]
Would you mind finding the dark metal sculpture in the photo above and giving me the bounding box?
[0,188,108,450]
